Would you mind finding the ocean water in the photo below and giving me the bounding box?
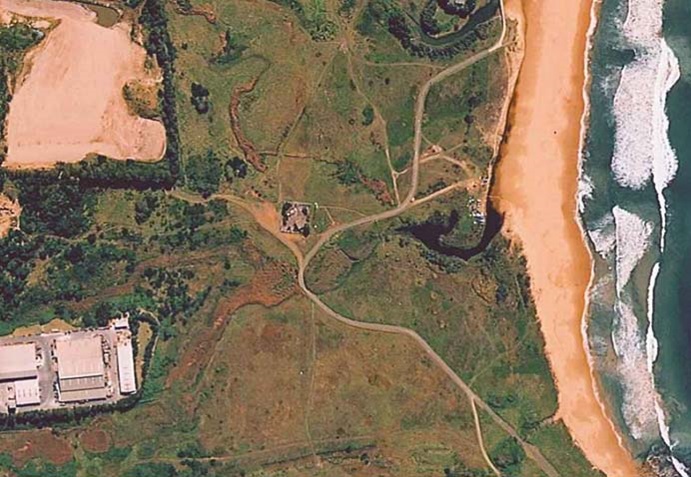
[579,0,691,472]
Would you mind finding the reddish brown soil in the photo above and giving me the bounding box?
[79,428,111,454]
[174,2,217,23]
[229,79,266,172]
[360,174,393,205]
[0,430,73,467]
[167,255,297,391]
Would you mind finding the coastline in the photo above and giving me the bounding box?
[494,0,639,475]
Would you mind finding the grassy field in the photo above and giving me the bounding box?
[0,0,609,475]
[304,203,603,474]
[167,0,504,219]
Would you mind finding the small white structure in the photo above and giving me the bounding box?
[14,378,40,406]
[116,336,136,394]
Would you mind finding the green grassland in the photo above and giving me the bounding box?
[169,0,505,217]
[303,197,604,474]
[423,52,506,155]
[0,0,609,474]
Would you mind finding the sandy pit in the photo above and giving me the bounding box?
[494,0,640,475]
[0,0,166,169]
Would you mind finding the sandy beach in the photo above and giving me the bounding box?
[1,0,166,169]
[495,0,639,476]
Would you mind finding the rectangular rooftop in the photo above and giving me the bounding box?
[0,343,37,382]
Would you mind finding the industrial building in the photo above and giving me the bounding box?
[0,315,139,414]
[54,336,108,403]
[0,343,41,410]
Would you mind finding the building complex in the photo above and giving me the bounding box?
[0,317,138,414]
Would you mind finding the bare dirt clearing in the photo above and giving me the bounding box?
[0,193,20,237]
[1,0,166,169]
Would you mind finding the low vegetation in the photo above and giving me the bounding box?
[0,0,605,475]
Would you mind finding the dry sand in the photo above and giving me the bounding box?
[1,0,166,169]
[495,0,640,476]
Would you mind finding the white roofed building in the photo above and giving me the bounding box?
[55,336,107,403]
[14,378,40,406]
[116,335,136,394]
[0,343,41,409]
[0,343,37,382]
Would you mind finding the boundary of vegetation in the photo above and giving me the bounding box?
[0,310,160,431]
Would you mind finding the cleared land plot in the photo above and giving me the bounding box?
[2,0,166,169]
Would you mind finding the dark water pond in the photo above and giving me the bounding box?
[81,2,120,27]
[402,200,503,260]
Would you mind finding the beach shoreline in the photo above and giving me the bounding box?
[494,0,639,475]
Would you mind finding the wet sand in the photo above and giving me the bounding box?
[494,0,639,475]
[1,0,166,169]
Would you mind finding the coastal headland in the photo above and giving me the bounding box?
[494,0,640,475]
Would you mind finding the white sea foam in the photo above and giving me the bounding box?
[609,204,659,439]
[646,263,660,373]
[612,206,653,293]
[647,263,673,457]
[612,298,661,439]
[610,0,680,190]
[577,172,594,214]
[587,213,616,258]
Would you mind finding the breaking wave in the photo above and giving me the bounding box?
[612,206,653,293]
[610,0,679,190]
[603,0,683,462]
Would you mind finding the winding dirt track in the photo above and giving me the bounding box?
[172,3,560,475]
[168,1,592,475]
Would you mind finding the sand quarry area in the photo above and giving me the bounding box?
[495,0,640,476]
[0,0,166,169]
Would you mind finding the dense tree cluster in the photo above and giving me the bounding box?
[419,0,441,36]
[15,175,95,238]
[361,104,375,126]
[0,230,38,316]
[213,29,247,65]
[335,157,362,185]
[267,0,336,41]
[135,192,160,224]
[190,82,210,114]
[142,267,209,323]
[185,150,221,197]
[0,66,9,172]
[362,0,498,61]
[139,0,181,180]
[224,156,248,180]
[0,23,43,52]
[490,438,526,476]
